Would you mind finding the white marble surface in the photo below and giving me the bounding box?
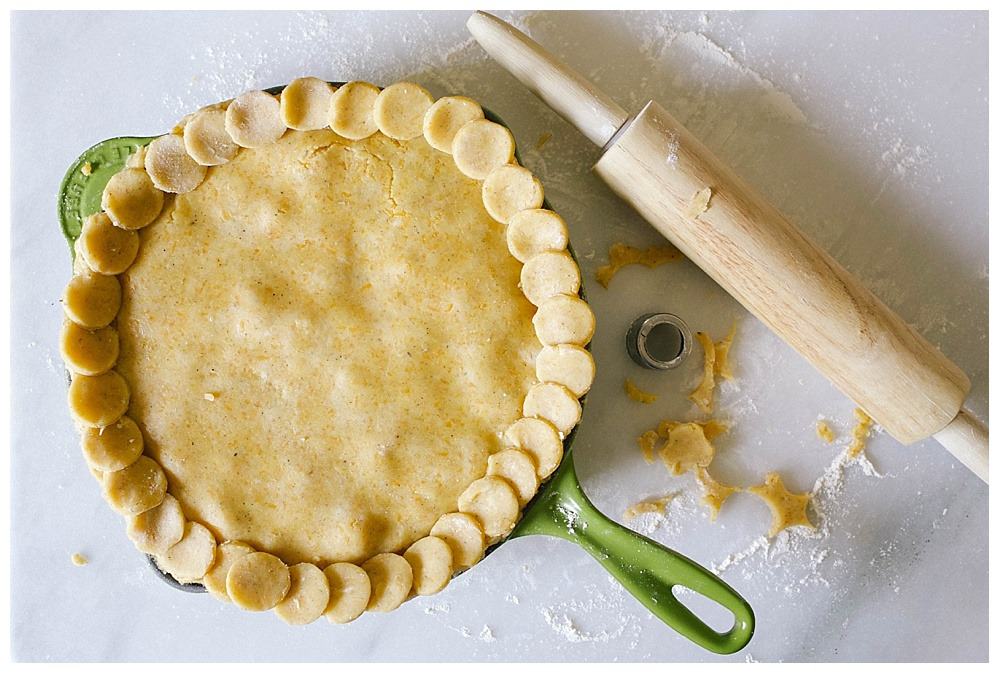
[11,10,988,662]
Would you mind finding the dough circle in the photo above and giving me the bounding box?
[60,321,118,376]
[452,119,516,180]
[329,81,381,140]
[184,108,239,166]
[226,551,291,612]
[362,553,414,613]
[81,415,143,472]
[323,562,372,624]
[374,81,435,140]
[482,164,544,224]
[225,90,287,149]
[156,521,217,584]
[103,455,167,515]
[523,382,582,435]
[429,512,486,569]
[78,212,139,275]
[101,167,164,230]
[68,370,130,428]
[519,250,581,307]
[127,492,186,555]
[533,293,596,346]
[487,449,539,506]
[144,133,208,194]
[63,271,121,329]
[203,540,255,601]
[504,417,564,479]
[535,344,595,396]
[457,475,520,541]
[275,563,330,625]
[506,209,570,263]
[422,96,484,153]
[403,536,453,596]
[280,77,336,131]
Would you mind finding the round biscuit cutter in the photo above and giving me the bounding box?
[58,83,754,655]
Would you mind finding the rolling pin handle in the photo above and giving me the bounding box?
[934,408,989,483]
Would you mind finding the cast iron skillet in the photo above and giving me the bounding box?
[58,82,755,655]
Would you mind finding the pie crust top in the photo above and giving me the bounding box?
[61,79,596,623]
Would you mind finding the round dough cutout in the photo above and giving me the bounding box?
[81,415,143,472]
[520,250,581,307]
[156,521,217,584]
[203,540,255,601]
[457,475,520,541]
[144,133,207,194]
[225,90,287,149]
[103,455,167,515]
[323,562,372,624]
[430,512,486,569]
[101,167,164,230]
[275,563,330,625]
[374,81,435,140]
[482,164,544,224]
[60,321,118,376]
[63,271,121,329]
[227,551,291,612]
[523,382,582,435]
[68,370,129,428]
[504,417,564,479]
[506,209,569,263]
[78,212,139,275]
[280,77,335,131]
[487,449,539,506]
[183,108,239,166]
[404,536,453,596]
[452,119,515,180]
[533,293,596,347]
[535,344,596,397]
[127,492,186,555]
[362,553,414,613]
[329,81,381,140]
[423,96,484,153]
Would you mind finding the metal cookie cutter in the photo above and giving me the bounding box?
[627,313,692,370]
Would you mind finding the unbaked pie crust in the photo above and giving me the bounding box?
[61,78,595,624]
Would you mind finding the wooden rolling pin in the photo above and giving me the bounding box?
[467,11,989,483]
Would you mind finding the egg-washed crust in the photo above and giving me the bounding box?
[60,79,595,623]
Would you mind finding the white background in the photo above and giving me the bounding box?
[10,10,988,662]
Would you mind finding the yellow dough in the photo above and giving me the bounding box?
[523,382,581,435]
[623,496,673,521]
[659,422,715,476]
[227,552,291,612]
[275,563,330,625]
[100,167,164,230]
[486,449,539,506]
[422,96,484,153]
[595,242,684,288]
[689,332,717,413]
[638,429,659,464]
[374,81,434,140]
[696,467,739,521]
[203,540,255,601]
[403,536,453,596]
[144,134,207,194]
[452,119,515,180]
[535,344,595,397]
[362,553,413,612]
[81,415,143,472]
[429,512,486,569]
[280,77,336,132]
[847,408,875,459]
[482,164,544,224]
[184,108,239,166]
[458,476,520,541]
[624,378,657,404]
[533,294,596,347]
[156,521,217,584]
[684,186,713,218]
[126,493,186,555]
[503,417,563,479]
[747,472,814,537]
[506,209,569,263]
[63,271,121,329]
[67,370,129,428]
[713,322,737,380]
[520,251,581,307]
[77,212,139,275]
[323,562,371,624]
[60,321,118,376]
[329,80,381,140]
[103,455,167,515]
[224,90,286,149]
[816,420,836,443]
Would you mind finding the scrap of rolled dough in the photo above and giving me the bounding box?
[623,495,674,521]
[71,553,89,566]
[696,467,739,521]
[684,186,713,218]
[689,332,717,413]
[713,322,737,380]
[638,430,660,464]
[748,472,814,537]
[595,242,684,288]
[624,378,657,404]
[847,408,874,458]
[659,422,716,476]
[816,420,836,443]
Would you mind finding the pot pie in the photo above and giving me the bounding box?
[61,78,596,624]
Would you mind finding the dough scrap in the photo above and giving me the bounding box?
[144,133,207,194]
[482,164,544,224]
[452,119,516,180]
[103,455,167,515]
[275,563,330,625]
[595,242,684,288]
[280,77,336,131]
[684,186,713,218]
[127,492,185,555]
[816,420,836,443]
[323,562,372,624]
[81,415,143,472]
[362,553,413,612]
[184,108,239,166]
[430,512,486,569]
[658,422,715,476]
[533,293,596,347]
[520,250,580,307]
[503,417,563,479]
[60,321,118,376]
[225,90,287,149]
[847,408,875,459]
[78,212,139,275]
[71,553,89,566]
[487,449,539,506]
[227,551,291,612]
[203,540,255,601]
[638,430,660,464]
[689,331,717,413]
[696,467,739,521]
[624,378,657,404]
[101,167,164,230]
[68,370,130,428]
[329,80,381,140]
[423,96,484,153]
[523,382,581,435]
[374,81,434,140]
[747,472,814,537]
[63,271,121,329]
[656,418,728,441]
[156,521,217,584]
[506,208,569,263]
[535,344,595,397]
[404,536,453,596]
[713,322,737,380]
[623,495,673,521]
[458,475,520,541]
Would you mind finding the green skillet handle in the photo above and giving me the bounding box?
[515,458,755,654]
